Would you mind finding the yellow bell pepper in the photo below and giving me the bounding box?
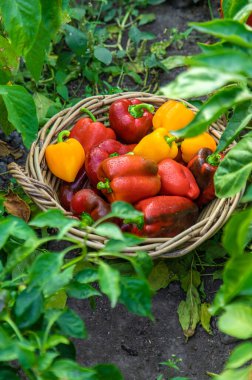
[181,132,217,163]
[133,128,178,163]
[153,100,195,132]
[45,130,85,182]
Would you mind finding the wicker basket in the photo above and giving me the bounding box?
[8,92,242,258]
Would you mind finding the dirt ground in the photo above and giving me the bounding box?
[68,1,236,379]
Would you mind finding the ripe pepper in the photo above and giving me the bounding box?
[153,99,195,132]
[109,98,155,144]
[158,158,200,200]
[187,148,224,206]
[70,107,116,154]
[133,128,178,163]
[181,132,217,163]
[85,139,136,187]
[59,166,88,211]
[45,130,85,182]
[71,189,110,221]
[131,196,199,237]
[97,155,161,204]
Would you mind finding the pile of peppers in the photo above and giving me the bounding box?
[45,99,223,238]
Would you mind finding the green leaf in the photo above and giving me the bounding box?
[98,262,120,307]
[241,183,252,203]
[94,46,112,66]
[67,282,101,299]
[57,309,87,339]
[221,0,248,18]
[50,359,96,380]
[190,20,252,48]
[171,87,251,137]
[177,285,201,339]
[111,201,144,222]
[75,268,99,284]
[45,290,67,309]
[226,342,252,369]
[25,0,62,81]
[148,261,176,291]
[215,367,252,380]
[33,92,55,125]
[200,303,212,334]
[0,85,38,148]
[222,208,252,256]
[214,132,252,197]
[0,367,20,380]
[0,35,19,84]
[129,26,155,45]
[0,0,41,55]
[119,277,153,319]
[44,267,74,297]
[0,327,18,361]
[161,67,245,99]
[29,252,64,287]
[16,340,36,368]
[161,55,186,70]
[15,286,43,328]
[218,302,252,339]
[95,222,124,241]
[216,101,252,153]
[93,364,124,380]
[181,270,201,292]
[138,13,156,26]
[37,352,59,372]
[30,209,79,238]
[64,24,87,55]
[132,251,153,277]
[186,49,252,76]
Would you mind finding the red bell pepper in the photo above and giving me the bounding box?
[97,155,161,204]
[85,139,136,187]
[187,148,224,206]
[70,108,116,154]
[71,189,110,221]
[59,165,88,211]
[131,195,199,237]
[109,98,155,144]
[158,158,200,200]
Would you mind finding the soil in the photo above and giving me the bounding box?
[1,1,236,379]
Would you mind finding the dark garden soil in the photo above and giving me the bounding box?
[1,1,237,379]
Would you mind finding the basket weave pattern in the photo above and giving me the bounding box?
[8,92,242,258]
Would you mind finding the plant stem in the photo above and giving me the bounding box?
[4,316,24,341]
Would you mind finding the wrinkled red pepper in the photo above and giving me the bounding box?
[158,158,200,200]
[70,108,116,154]
[109,98,155,144]
[71,189,110,221]
[187,148,224,206]
[97,155,161,204]
[131,196,199,237]
[85,139,136,187]
[59,165,88,211]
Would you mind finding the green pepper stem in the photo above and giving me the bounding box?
[80,107,97,122]
[58,130,70,143]
[97,178,112,193]
[80,212,94,227]
[206,153,222,166]
[109,152,119,157]
[164,135,177,147]
[128,103,155,118]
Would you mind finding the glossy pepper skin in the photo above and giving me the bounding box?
[85,139,136,187]
[133,128,178,163]
[181,132,217,163]
[158,158,200,200]
[131,196,199,237]
[70,107,116,154]
[59,166,88,211]
[97,155,161,204]
[71,189,110,220]
[45,130,85,182]
[153,100,195,132]
[187,148,224,206]
[109,98,155,144]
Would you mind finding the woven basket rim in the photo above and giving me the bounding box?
[8,92,243,258]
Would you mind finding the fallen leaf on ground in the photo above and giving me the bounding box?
[4,190,31,221]
[0,140,23,159]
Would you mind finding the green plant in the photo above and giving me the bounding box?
[0,201,155,379]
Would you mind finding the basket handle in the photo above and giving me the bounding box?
[8,162,66,212]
